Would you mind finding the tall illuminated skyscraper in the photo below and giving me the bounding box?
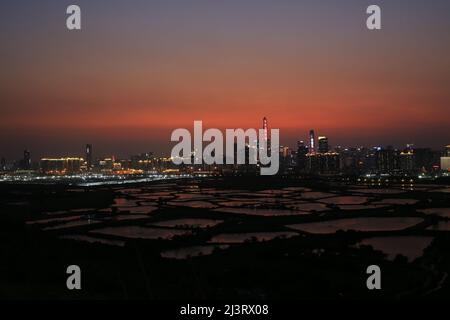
[262,117,268,143]
[86,144,93,170]
[309,130,316,154]
[258,117,271,162]
[262,116,272,152]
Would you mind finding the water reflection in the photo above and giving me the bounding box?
[287,217,424,234]
[90,226,191,240]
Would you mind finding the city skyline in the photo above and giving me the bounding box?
[2,122,449,168]
[1,125,449,162]
[1,132,449,163]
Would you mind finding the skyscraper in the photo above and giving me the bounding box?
[318,136,329,154]
[309,130,316,154]
[296,141,308,172]
[441,145,450,171]
[86,144,93,170]
[261,116,271,155]
[262,117,268,144]
[399,149,414,172]
[375,147,400,173]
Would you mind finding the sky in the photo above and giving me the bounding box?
[1,0,449,160]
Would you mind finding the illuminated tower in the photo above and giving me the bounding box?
[86,144,93,170]
[309,130,316,154]
[262,117,268,143]
[259,117,271,162]
[262,116,271,151]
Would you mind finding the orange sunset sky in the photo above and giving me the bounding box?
[1,0,449,159]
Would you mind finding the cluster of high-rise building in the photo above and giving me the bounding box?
[278,129,339,175]
[0,118,449,178]
[0,145,180,176]
[288,136,446,176]
[276,120,448,177]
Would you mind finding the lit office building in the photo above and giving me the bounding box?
[306,152,340,174]
[99,157,115,172]
[40,157,84,174]
[318,136,329,153]
[309,130,316,154]
[375,147,400,173]
[399,149,414,172]
[280,146,290,158]
[441,157,450,171]
[441,145,450,171]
